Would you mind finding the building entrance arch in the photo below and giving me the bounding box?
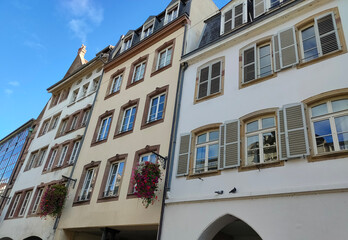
[198,214,262,240]
[23,237,42,240]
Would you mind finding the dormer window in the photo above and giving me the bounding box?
[254,0,285,18]
[165,2,179,25]
[141,20,155,40]
[221,0,247,35]
[122,35,133,52]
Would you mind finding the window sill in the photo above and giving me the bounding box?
[126,78,144,90]
[240,72,277,89]
[297,49,346,69]
[67,102,75,107]
[126,193,139,199]
[308,150,348,162]
[113,129,133,139]
[238,160,284,172]
[150,63,172,77]
[140,118,164,130]
[72,199,91,207]
[91,139,108,147]
[97,195,119,203]
[194,91,223,105]
[186,170,221,180]
[104,90,120,100]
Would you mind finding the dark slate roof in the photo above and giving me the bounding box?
[111,0,191,59]
[198,13,221,48]
[125,30,134,37]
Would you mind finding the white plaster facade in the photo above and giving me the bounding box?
[0,48,105,240]
[161,0,348,239]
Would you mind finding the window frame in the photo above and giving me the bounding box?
[18,191,32,217]
[8,194,21,218]
[69,140,80,164]
[36,147,48,167]
[46,148,58,171]
[164,2,180,25]
[57,145,69,167]
[141,19,155,40]
[114,99,139,138]
[97,116,112,142]
[71,89,79,103]
[132,61,146,84]
[151,39,175,77]
[120,105,137,133]
[122,34,134,52]
[91,110,114,146]
[31,188,44,214]
[220,0,247,35]
[147,93,166,124]
[126,55,148,89]
[156,46,173,70]
[110,74,123,95]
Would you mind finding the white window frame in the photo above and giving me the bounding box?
[91,77,100,92]
[32,188,44,214]
[47,149,58,170]
[37,149,47,167]
[18,191,32,217]
[220,0,247,35]
[156,46,173,70]
[51,116,59,130]
[97,116,112,141]
[310,99,348,155]
[110,74,123,94]
[197,60,222,99]
[80,83,89,98]
[193,131,219,173]
[57,145,69,167]
[69,141,80,164]
[147,93,166,123]
[42,121,49,135]
[164,2,180,25]
[28,152,37,170]
[70,115,78,131]
[141,19,155,40]
[104,161,124,197]
[79,168,95,201]
[9,194,21,218]
[244,117,278,166]
[120,106,137,133]
[81,109,90,127]
[71,89,79,103]
[257,43,273,79]
[132,61,146,83]
[122,34,134,52]
[59,120,67,136]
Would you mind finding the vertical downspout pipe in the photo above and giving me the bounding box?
[53,56,106,230]
[157,59,188,240]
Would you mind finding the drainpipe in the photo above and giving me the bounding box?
[53,55,107,231]
[157,60,188,240]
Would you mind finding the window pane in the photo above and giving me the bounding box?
[262,117,275,129]
[338,133,348,150]
[314,119,334,153]
[314,119,332,136]
[263,131,277,162]
[140,155,148,163]
[246,135,259,165]
[197,134,207,144]
[209,131,219,141]
[150,154,157,163]
[247,121,258,133]
[301,26,318,62]
[211,62,221,78]
[210,77,220,95]
[198,82,208,99]
[195,147,205,172]
[332,99,348,112]
[200,67,209,83]
[335,115,348,133]
[259,45,272,78]
[208,144,218,170]
[311,103,328,117]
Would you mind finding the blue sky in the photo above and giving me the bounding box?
[0,0,229,139]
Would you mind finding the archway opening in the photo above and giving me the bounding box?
[199,214,262,240]
[23,237,42,240]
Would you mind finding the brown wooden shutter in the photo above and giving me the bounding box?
[254,0,265,18]
[278,27,299,69]
[283,103,309,158]
[219,125,225,169]
[277,109,288,160]
[177,134,191,176]
[242,45,256,83]
[315,13,340,56]
[224,120,240,168]
[272,35,281,72]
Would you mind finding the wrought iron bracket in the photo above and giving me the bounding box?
[150,151,168,169]
[62,175,77,189]
[0,195,11,200]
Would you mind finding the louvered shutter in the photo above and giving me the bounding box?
[278,27,299,69]
[242,45,256,83]
[254,0,265,18]
[224,9,232,33]
[315,13,341,56]
[234,3,244,28]
[272,35,281,72]
[219,124,225,169]
[198,66,209,99]
[224,120,240,168]
[177,134,191,176]
[283,103,310,158]
[277,109,287,160]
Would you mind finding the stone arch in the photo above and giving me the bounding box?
[0,238,14,240]
[198,214,262,240]
[23,237,43,240]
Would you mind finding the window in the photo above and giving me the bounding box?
[69,141,80,164]
[71,89,79,103]
[18,191,32,216]
[70,115,79,131]
[245,117,277,165]
[59,119,68,136]
[8,194,20,218]
[32,188,43,214]
[141,20,154,40]
[27,152,38,170]
[104,162,125,197]
[110,74,122,94]
[81,109,90,127]
[50,115,60,130]
[41,120,50,135]
[47,149,58,170]
[122,35,133,52]
[157,47,172,70]
[221,1,247,34]
[197,60,222,99]
[91,77,100,92]
[79,168,95,201]
[310,98,348,155]
[148,94,165,123]
[120,106,137,133]
[57,145,69,167]
[194,131,219,173]
[132,61,146,83]
[36,148,47,167]
[80,83,89,98]
[299,13,341,63]
[165,4,179,24]
[97,116,112,141]
[140,153,157,164]
[242,43,272,83]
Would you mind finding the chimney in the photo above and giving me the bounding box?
[78,44,87,59]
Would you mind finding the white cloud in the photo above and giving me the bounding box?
[8,81,20,87]
[62,0,103,43]
[5,89,13,95]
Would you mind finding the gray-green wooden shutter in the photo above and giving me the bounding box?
[277,109,288,160]
[283,103,309,158]
[254,0,265,18]
[315,12,341,56]
[272,35,281,72]
[242,45,256,83]
[224,120,240,168]
[278,27,299,69]
[219,124,225,169]
[177,133,191,176]
[224,9,232,33]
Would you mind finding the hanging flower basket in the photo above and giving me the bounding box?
[133,161,161,208]
[39,184,67,218]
